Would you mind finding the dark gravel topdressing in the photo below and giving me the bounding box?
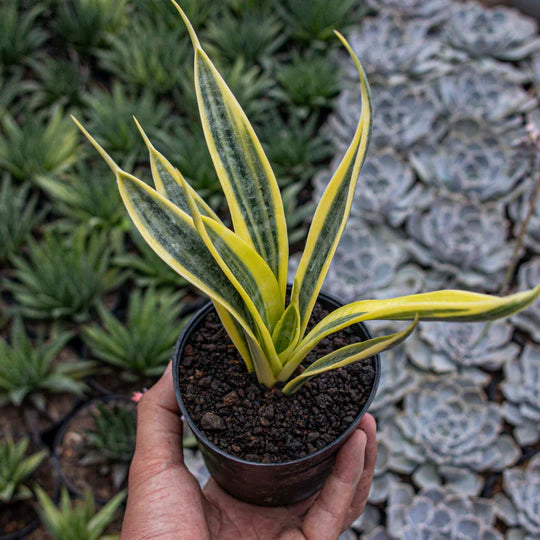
[178,302,376,464]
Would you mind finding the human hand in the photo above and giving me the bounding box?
[121,363,377,540]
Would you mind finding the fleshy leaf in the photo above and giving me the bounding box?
[172,0,288,303]
[290,31,372,337]
[282,286,540,381]
[281,316,418,393]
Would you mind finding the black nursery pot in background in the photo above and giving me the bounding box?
[172,290,380,507]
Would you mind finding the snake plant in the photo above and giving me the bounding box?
[74,2,540,394]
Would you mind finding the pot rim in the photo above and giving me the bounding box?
[172,288,381,468]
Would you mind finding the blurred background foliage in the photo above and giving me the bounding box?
[1,0,540,538]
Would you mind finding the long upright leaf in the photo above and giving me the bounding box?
[290,32,372,337]
[171,0,288,303]
[133,117,221,222]
[282,316,419,394]
[279,286,540,381]
[178,170,282,378]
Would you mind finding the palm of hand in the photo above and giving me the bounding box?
[121,364,377,540]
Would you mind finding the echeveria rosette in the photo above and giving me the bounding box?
[405,320,519,382]
[509,182,540,255]
[365,0,447,20]
[346,13,443,82]
[512,259,540,342]
[495,455,540,540]
[438,62,535,125]
[501,344,540,446]
[443,1,540,61]
[411,118,531,203]
[406,198,515,292]
[381,376,520,495]
[384,484,503,540]
[331,81,442,154]
[314,151,431,227]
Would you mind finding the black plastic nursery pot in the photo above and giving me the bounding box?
[172,289,380,507]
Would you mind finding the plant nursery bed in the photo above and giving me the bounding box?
[0,450,57,538]
[56,399,134,502]
[178,302,376,464]
[86,372,157,399]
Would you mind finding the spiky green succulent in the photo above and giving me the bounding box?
[36,486,126,540]
[0,316,93,407]
[74,2,540,394]
[0,436,46,504]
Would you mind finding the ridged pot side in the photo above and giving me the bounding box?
[172,289,380,506]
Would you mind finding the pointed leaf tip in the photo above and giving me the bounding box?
[71,115,120,175]
[132,116,153,150]
[169,0,201,49]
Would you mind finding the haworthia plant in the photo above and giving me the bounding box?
[74,1,540,394]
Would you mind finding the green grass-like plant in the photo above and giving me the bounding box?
[0,317,93,407]
[260,113,333,185]
[82,289,189,378]
[204,10,286,66]
[137,0,215,29]
[54,0,128,54]
[36,486,126,540]
[0,107,79,182]
[0,436,46,504]
[83,83,170,168]
[0,2,48,70]
[276,49,341,110]
[75,3,540,394]
[8,229,123,322]
[27,54,89,110]
[99,18,190,94]
[0,175,47,262]
[277,0,360,42]
[36,160,126,235]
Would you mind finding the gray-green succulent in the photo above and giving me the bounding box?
[512,258,540,342]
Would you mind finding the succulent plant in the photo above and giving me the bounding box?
[406,198,515,291]
[0,316,92,407]
[411,118,532,203]
[275,49,341,111]
[0,107,79,182]
[386,484,503,540]
[316,151,430,227]
[114,224,189,290]
[406,320,518,380]
[98,17,190,95]
[0,175,47,262]
[84,402,136,488]
[437,61,535,125]
[55,0,129,53]
[204,10,285,66]
[36,486,126,540]
[512,258,540,342]
[318,217,408,302]
[277,0,361,42]
[8,229,123,321]
[82,288,189,378]
[83,83,171,168]
[75,3,540,393]
[0,2,48,70]
[381,376,520,495]
[347,13,442,81]
[443,1,540,61]
[509,180,540,255]
[329,81,441,154]
[495,454,540,539]
[369,326,418,418]
[501,344,540,446]
[260,113,333,187]
[365,0,447,19]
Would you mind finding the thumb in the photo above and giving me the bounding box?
[133,361,184,465]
